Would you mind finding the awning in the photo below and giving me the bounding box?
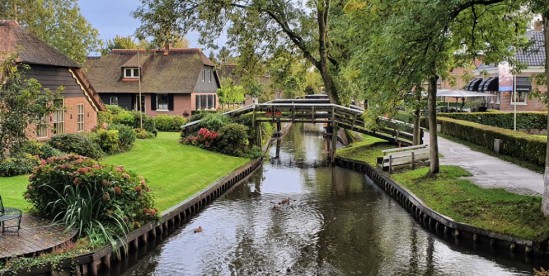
[466,78,483,91]
[516,76,532,92]
[481,77,498,91]
[436,89,496,97]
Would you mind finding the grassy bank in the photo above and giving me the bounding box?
[337,135,393,165]
[0,132,248,213]
[103,132,248,211]
[337,135,549,240]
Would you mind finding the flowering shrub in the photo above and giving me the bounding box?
[25,154,157,247]
[181,128,219,149]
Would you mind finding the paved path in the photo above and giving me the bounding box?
[429,134,544,196]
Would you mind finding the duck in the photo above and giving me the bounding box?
[279,198,291,205]
[193,226,203,233]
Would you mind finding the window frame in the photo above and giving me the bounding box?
[124,67,140,78]
[110,96,119,105]
[52,99,64,135]
[156,94,169,111]
[77,104,85,132]
[36,115,48,138]
[510,91,528,105]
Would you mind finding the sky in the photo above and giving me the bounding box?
[78,0,202,50]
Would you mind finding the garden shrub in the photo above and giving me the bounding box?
[0,154,40,176]
[25,154,157,247]
[134,128,155,139]
[181,128,218,149]
[216,123,249,156]
[20,140,62,159]
[108,124,136,151]
[439,112,547,130]
[198,113,231,131]
[438,117,546,166]
[154,114,186,132]
[48,134,104,160]
[92,129,120,154]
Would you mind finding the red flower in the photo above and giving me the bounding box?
[114,186,122,195]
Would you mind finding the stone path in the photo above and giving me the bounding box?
[427,133,544,196]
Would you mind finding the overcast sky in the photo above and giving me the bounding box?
[79,0,202,49]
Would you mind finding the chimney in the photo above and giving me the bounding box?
[163,40,170,56]
[533,20,543,32]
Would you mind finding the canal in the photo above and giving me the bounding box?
[122,123,535,275]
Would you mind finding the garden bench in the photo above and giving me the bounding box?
[0,196,22,235]
[377,144,430,173]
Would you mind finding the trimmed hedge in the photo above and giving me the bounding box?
[48,134,104,160]
[438,117,546,166]
[153,115,186,132]
[439,112,547,130]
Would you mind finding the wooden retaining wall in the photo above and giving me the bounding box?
[335,156,549,259]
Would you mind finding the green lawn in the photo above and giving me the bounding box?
[0,175,31,211]
[103,132,248,211]
[392,166,549,240]
[0,132,249,213]
[337,135,394,165]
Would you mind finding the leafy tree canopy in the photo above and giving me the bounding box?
[0,0,101,64]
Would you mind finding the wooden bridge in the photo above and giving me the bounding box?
[182,98,421,147]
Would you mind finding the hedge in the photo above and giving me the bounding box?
[438,117,546,166]
[439,112,547,130]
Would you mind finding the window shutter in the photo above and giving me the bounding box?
[151,93,157,110]
[168,94,174,111]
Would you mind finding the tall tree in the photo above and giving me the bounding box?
[0,55,61,160]
[0,0,101,64]
[345,0,529,175]
[134,0,351,104]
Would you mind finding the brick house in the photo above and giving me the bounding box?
[0,20,106,141]
[469,24,547,112]
[86,48,220,117]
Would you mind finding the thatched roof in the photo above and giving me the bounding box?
[86,48,217,94]
[0,20,80,68]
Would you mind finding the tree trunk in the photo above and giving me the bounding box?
[413,90,422,145]
[316,0,340,105]
[540,14,549,216]
[427,75,440,176]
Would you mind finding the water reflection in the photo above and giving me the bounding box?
[123,123,534,275]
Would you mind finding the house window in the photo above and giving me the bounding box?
[124,67,140,78]
[53,99,64,135]
[195,94,216,110]
[77,104,84,131]
[110,96,119,105]
[511,92,528,104]
[202,69,206,82]
[157,94,169,111]
[36,115,48,138]
[209,70,212,82]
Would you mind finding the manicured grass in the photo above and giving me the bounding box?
[0,175,31,211]
[392,166,549,240]
[337,135,394,165]
[103,132,248,211]
[0,132,249,213]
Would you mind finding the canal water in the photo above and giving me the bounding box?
[122,123,536,275]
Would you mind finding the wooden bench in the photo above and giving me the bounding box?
[377,144,430,173]
[0,196,22,235]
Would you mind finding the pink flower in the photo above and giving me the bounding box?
[114,186,122,194]
[73,178,82,185]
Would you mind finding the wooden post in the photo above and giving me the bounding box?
[389,155,393,174]
[331,123,338,164]
[411,151,415,170]
[291,105,295,122]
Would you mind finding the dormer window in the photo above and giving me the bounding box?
[124,67,140,78]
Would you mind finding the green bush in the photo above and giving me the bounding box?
[48,134,104,160]
[198,113,232,132]
[216,123,249,156]
[234,113,273,146]
[154,115,186,132]
[438,117,546,166]
[134,128,155,139]
[92,129,120,154]
[107,105,157,135]
[439,112,547,130]
[25,154,157,247]
[0,154,40,176]
[108,124,136,151]
[20,140,62,159]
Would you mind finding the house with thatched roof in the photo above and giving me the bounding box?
[0,20,106,140]
[86,48,220,117]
